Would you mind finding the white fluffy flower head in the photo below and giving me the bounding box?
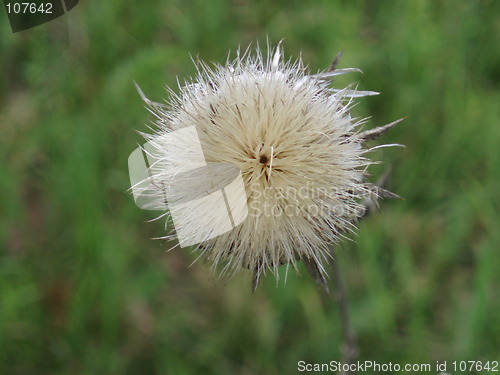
[136,43,401,289]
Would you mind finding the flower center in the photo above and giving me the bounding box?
[259,155,269,164]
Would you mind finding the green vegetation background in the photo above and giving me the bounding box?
[1,0,499,374]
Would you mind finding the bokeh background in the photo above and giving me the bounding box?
[1,0,499,374]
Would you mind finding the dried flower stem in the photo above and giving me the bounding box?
[329,253,358,374]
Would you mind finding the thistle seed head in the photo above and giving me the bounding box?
[136,43,401,288]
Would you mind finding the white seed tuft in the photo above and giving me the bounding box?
[137,44,399,287]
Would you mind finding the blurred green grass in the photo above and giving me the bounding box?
[1,0,499,374]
